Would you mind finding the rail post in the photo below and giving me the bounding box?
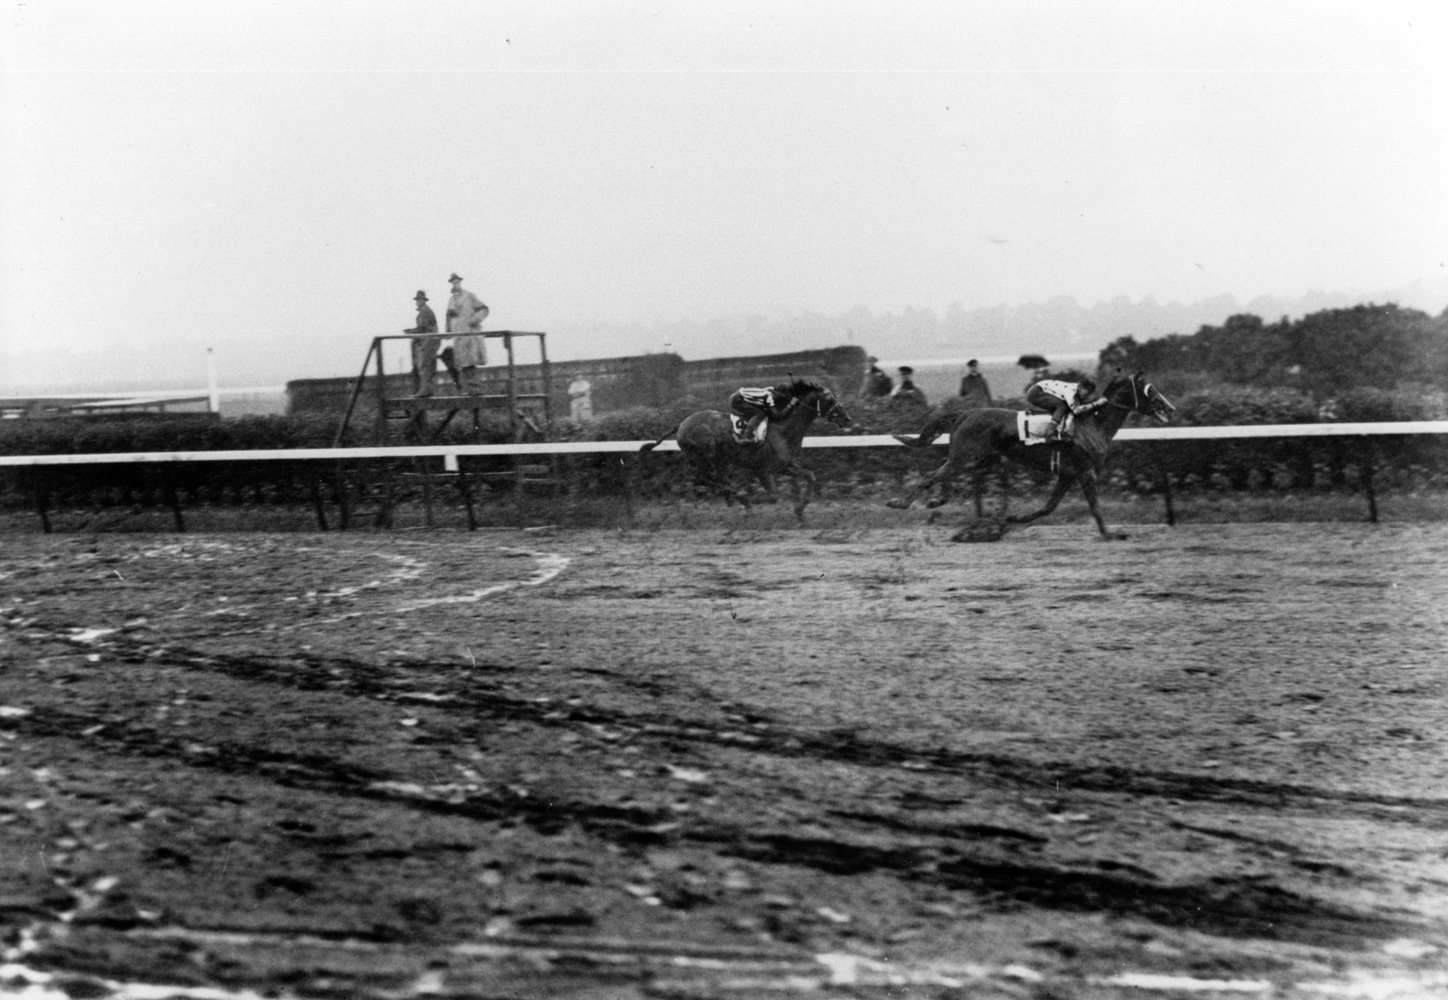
[307,464,329,530]
[34,469,53,534]
[1361,440,1379,524]
[162,466,186,532]
[1158,448,1176,526]
[623,454,637,527]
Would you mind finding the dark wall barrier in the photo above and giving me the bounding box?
[284,346,868,422]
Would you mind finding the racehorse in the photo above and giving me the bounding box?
[639,379,854,517]
[886,370,1175,539]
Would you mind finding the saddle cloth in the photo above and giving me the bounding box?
[1017,411,1072,445]
[730,414,769,444]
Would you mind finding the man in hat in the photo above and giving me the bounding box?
[863,356,893,398]
[958,359,991,408]
[891,366,927,406]
[403,291,440,397]
[445,273,490,392]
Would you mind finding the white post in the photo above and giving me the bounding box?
[207,348,220,414]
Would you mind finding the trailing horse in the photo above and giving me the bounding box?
[887,370,1175,539]
[639,380,854,517]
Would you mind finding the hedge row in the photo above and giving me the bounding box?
[1,386,1445,515]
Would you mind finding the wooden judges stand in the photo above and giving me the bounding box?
[331,330,557,528]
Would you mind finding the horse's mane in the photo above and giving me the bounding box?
[785,378,826,397]
[1101,371,1135,398]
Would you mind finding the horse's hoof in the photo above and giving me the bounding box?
[885,499,911,510]
[1100,530,1129,541]
[924,499,946,509]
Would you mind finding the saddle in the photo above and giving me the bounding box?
[1018,411,1073,445]
[730,414,769,445]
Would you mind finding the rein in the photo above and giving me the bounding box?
[1100,377,1145,413]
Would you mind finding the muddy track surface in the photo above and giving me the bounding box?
[2,524,1446,999]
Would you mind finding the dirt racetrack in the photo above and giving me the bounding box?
[2,521,1446,999]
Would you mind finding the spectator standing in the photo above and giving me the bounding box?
[891,366,927,406]
[569,377,594,422]
[863,356,893,397]
[403,291,440,397]
[446,273,490,392]
[958,359,991,407]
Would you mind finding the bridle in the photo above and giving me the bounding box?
[1100,375,1154,414]
[783,387,848,425]
[792,390,833,418]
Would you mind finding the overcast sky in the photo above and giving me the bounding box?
[2,2,1446,388]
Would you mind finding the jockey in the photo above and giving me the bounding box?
[1025,376,1104,439]
[729,382,797,442]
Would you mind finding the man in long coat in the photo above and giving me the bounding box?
[446,273,490,392]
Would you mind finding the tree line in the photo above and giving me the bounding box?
[1098,303,1448,398]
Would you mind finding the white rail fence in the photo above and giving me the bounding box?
[2,421,1446,468]
[2,421,1445,531]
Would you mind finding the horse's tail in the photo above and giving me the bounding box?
[639,424,681,455]
[894,410,956,449]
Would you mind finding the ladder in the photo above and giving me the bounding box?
[331,330,559,526]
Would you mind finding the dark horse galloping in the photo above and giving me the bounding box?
[887,370,1175,539]
[639,380,853,516]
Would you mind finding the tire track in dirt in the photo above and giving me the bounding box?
[24,925,1437,1000]
[13,623,1446,823]
[6,688,1431,951]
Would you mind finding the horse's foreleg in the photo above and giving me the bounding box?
[776,462,816,516]
[1078,471,1126,540]
[1005,473,1076,527]
[752,469,782,504]
[924,468,957,509]
[887,458,955,510]
[778,462,817,493]
[695,453,748,507]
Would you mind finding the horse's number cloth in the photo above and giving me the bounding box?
[1018,410,1072,444]
[731,414,768,443]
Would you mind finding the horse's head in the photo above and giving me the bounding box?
[1103,370,1175,424]
[794,381,854,430]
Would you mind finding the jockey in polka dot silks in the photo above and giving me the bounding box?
[1025,376,1105,440]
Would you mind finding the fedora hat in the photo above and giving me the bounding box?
[414,291,428,301]
[448,273,463,282]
